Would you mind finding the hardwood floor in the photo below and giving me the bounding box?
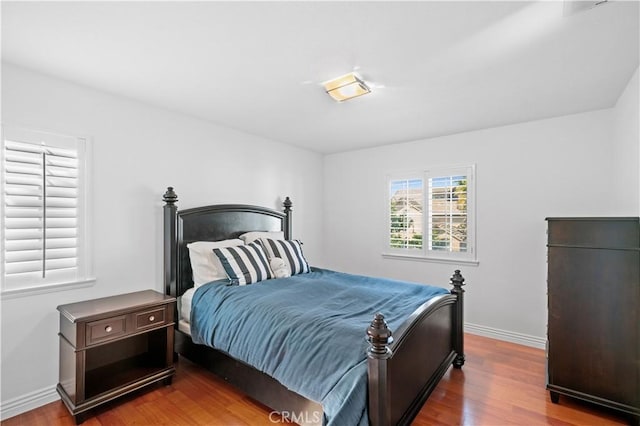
[2,334,631,426]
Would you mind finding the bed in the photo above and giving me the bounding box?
[162,187,467,426]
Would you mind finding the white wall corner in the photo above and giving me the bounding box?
[613,66,640,215]
[0,385,59,420]
[465,322,546,350]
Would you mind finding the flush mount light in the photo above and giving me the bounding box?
[323,72,371,102]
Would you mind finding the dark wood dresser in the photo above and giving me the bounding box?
[57,290,176,424]
[546,217,639,425]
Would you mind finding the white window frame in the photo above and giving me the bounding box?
[383,164,478,265]
[1,125,94,298]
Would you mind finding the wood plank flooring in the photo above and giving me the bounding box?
[1,334,631,425]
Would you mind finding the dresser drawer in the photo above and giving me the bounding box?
[547,218,639,248]
[135,307,166,330]
[86,315,127,345]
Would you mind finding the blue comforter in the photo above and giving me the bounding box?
[190,268,449,425]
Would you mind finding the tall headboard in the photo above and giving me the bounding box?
[162,187,292,297]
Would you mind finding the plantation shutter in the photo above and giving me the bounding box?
[427,168,470,254]
[388,177,424,251]
[2,127,86,290]
[385,165,475,262]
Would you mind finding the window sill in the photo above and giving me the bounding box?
[382,253,479,266]
[1,278,96,300]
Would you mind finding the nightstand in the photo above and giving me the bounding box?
[57,290,176,424]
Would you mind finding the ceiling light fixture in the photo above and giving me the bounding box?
[323,72,371,102]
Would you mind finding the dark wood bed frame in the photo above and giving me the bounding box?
[162,187,466,426]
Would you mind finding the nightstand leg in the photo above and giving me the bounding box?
[549,391,560,404]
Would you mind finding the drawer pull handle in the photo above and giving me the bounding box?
[105,325,112,333]
[149,315,155,322]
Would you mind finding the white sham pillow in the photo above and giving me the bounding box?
[239,231,285,244]
[187,239,244,287]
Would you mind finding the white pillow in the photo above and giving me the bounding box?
[187,239,244,287]
[239,231,284,244]
[270,257,291,279]
[258,238,310,276]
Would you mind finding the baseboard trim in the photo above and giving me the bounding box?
[465,322,546,349]
[0,385,59,420]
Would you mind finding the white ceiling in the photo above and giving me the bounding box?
[2,1,639,154]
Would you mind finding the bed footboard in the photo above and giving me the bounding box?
[367,270,466,426]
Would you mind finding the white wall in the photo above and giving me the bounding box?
[612,67,640,215]
[323,108,628,345]
[0,63,324,417]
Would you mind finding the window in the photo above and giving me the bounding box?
[386,165,476,264]
[1,126,93,295]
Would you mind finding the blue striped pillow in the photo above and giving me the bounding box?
[212,242,273,285]
[258,239,310,276]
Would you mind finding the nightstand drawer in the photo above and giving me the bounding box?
[86,315,126,345]
[135,308,166,329]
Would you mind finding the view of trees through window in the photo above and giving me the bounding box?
[389,174,468,252]
[389,179,423,250]
[429,175,467,252]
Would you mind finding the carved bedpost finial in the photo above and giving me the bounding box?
[450,270,465,292]
[163,187,178,205]
[450,270,466,368]
[283,197,293,239]
[283,196,292,212]
[163,187,178,297]
[367,313,393,358]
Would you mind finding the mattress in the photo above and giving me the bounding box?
[178,287,196,335]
